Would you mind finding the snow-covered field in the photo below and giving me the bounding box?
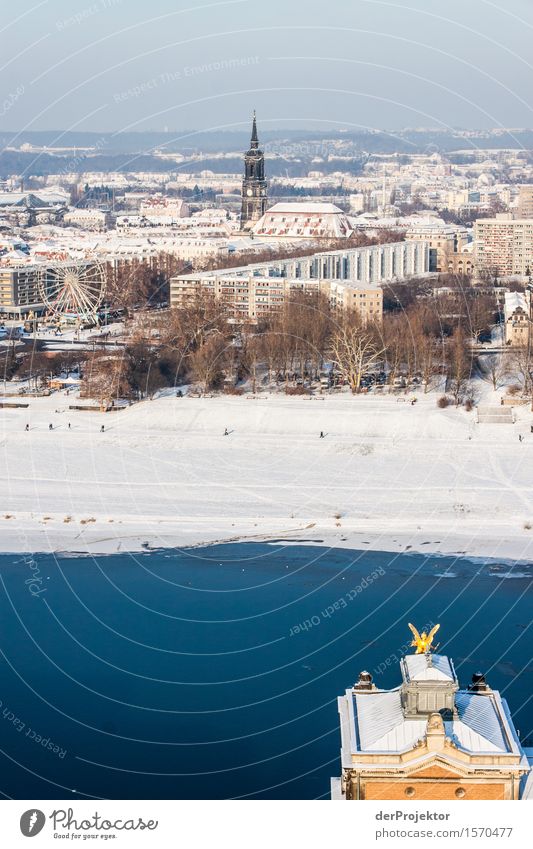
[1,387,533,560]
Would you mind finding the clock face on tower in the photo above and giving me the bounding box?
[247,189,253,196]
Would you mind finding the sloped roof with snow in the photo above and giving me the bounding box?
[403,653,456,682]
[340,653,524,760]
[504,291,529,317]
[355,690,426,751]
[264,202,345,215]
[253,202,353,239]
[351,686,514,755]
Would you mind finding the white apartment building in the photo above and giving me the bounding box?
[405,223,470,273]
[518,185,533,219]
[138,196,190,223]
[475,218,533,277]
[63,209,111,231]
[170,240,428,322]
[171,270,382,324]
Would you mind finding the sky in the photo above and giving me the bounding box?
[2,0,533,135]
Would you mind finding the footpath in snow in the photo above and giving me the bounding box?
[1,388,533,562]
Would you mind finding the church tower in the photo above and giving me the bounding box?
[240,111,268,231]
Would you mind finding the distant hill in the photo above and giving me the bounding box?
[1,127,532,178]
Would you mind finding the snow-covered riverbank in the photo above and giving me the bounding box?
[1,389,533,561]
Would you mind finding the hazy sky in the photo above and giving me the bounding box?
[2,0,533,135]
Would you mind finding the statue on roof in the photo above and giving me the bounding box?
[408,623,440,655]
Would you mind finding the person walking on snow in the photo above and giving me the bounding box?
[224,428,229,436]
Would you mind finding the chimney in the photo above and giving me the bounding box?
[353,671,375,692]
[468,672,491,693]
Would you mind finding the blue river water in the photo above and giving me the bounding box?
[0,543,531,800]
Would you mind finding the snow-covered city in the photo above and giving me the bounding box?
[1,0,533,836]
[2,117,533,565]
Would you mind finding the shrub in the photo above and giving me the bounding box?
[224,386,244,396]
[464,398,474,412]
[507,384,521,396]
[437,396,450,408]
[285,386,308,395]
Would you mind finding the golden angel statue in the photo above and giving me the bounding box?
[408,623,440,655]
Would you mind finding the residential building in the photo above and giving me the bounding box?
[0,264,50,317]
[171,269,381,323]
[138,196,190,223]
[405,223,470,273]
[63,209,111,231]
[170,240,428,322]
[446,246,475,277]
[518,185,533,219]
[475,218,533,278]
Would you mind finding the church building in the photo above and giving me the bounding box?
[240,112,268,231]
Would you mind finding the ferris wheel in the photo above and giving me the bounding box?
[39,262,106,325]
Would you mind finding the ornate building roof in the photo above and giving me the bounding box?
[349,685,516,756]
[252,202,353,239]
[333,638,531,800]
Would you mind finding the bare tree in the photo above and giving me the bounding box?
[465,293,495,341]
[409,309,439,393]
[82,351,131,410]
[240,332,263,393]
[105,252,186,316]
[446,326,472,404]
[126,341,167,400]
[189,334,230,394]
[478,352,510,390]
[381,313,405,385]
[510,342,533,397]
[331,315,384,394]
[16,350,51,391]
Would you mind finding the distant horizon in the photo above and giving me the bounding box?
[3,125,533,136]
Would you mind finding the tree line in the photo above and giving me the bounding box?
[6,267,531,410]
[80,281,500,407]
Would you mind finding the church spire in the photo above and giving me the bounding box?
[250,110,259,149]
[240,111,268,231]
